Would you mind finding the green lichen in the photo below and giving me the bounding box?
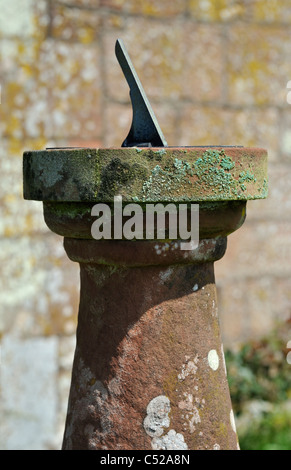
[220,157,235,171]
[138,148,267,202]
[262,177,268,197]
[173,158,194,176]
[193,149,238,196]
[155,148,167,157]
[141,158,194,201]
[239,170,257,192]
[253,177,268,199]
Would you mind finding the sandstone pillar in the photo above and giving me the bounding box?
[23,146,268,450]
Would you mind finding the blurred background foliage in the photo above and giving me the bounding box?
[225,318,291,449]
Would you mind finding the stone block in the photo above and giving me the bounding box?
[0,335,59,449]
[177,105,231,146]
[177,105,278,159]
[103,19,185,102]
[250,0,291,24]
[0,36,102,142]
[57,0,100,9]
[0,234,79,338]
[245,163,291,221]
[51,3,101,43]
[182,23,224,103]
[0,148,46,237]
[100,0,187,16]
[216,219,291,282]
[38,40,102,140]
[103,102,132,147]
[0,0,47,38]
[224,108,279,162]
[216,215,291,345]
[104,19,224,103]
[188,0,246,22]
[227,24,291,106]
[218,276,291,346]
[0,38,52,144]
[279,108,291,160]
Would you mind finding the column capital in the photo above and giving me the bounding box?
[23,146,268,204]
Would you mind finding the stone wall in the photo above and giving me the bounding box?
[1,0,291,449]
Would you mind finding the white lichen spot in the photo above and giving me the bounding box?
[213,443,221,450]
[152,429,188,450]
[178,393,203,434]
[143,395,170,437]
[230,409,237,433]
[178,355,199,381]
[144,396,188,450]
[208,349,219,371]
[192,283,199,292]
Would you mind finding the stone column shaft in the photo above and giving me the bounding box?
[62,238,238,450]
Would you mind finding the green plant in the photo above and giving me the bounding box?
[238,406,291,450]
[224,319,291,450]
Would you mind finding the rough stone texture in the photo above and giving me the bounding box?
[0,0,290,450]
[62,237,239,450]
[0,335,59,450]
[23,146,268,202]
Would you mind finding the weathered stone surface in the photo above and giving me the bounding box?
[51,3,101,42]
[218,274,291,347]
[245,163,291,220]
[103,20,224,103]
[188,0,246,22]
[176,105,279,161]
[217,219,291,281]
[250,0,291,23]
[0,233,79,337]
[0,0,44,38]
[227,24,291,106]
[100,0,187,17]
[42,199,246,240]
[23,147,268,202]
[62,237,239,450]
[0,335,59,450]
